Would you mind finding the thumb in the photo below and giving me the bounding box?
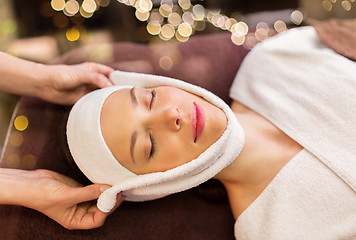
[86,72,113,89]
[70,184,111,203]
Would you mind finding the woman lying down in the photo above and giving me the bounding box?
[67,26,356,239]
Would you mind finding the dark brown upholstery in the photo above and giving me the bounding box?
[0,33,249,240]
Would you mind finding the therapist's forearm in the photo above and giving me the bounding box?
[0,168,34,207]
[0,51,48,98]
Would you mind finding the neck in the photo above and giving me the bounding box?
[213,103,303,219]
[214,111,300,187]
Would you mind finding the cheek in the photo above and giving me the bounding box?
[159,137,202,168]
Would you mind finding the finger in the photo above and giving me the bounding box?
[91,73,114,88]
[67,203,107,230]
[70,184,111,204]
[80,193,125,229]
[68,191,125,230]
[109,192,126,214]
[89,63,115,77]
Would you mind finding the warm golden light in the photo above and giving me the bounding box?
[161,0,173,10]
[9,132,23,147]
[149,10,164,24]
[136,0,153,13]
[177,22,192,37]
[175,30,189,42]
[274,20,287,33]
[290,10,304,25]
[192,4,205,21]
[225,18,237,31]
[82,0,97,13]
[322,0,333,11]
[97,0,110,7]
[255,28,269,41]
[66,27,80,41]
[193,20,206,31]
[136,9,150,21]
[342,0,352,11]
[231,33,245,46]
[178,0,191,10]
[22,154,37,169]
[5,154,20,168]
[51,0,66,11]
[231,22,248,36]
[65,0,80,15]
[80,6,94,18]
[159,56,173,70]
[14,115,29,131]
[147,22,161,35]
[161,23,175,39]
[159,5,172,18]
[168,12,182,26]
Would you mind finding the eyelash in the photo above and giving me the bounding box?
[149,133,156,158]
[150,90,156,110]
[149,89,157,158]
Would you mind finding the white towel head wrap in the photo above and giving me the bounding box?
[67,70,244,212]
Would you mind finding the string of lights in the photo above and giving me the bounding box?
[44,0,356,46]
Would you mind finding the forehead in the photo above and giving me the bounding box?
[100,88,133,164]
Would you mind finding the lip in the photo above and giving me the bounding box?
[191,103,205,142]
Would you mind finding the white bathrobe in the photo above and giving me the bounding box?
[230,27,356,239]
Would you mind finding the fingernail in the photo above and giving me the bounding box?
[105,80,113,87]
[100,185,110,193]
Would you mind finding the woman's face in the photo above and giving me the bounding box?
[100,86,227,174]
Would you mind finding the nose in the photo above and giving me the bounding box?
[148,107,182,131]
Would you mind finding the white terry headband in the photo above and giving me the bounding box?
[67,70,245,213]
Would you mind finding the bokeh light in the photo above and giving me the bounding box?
[175,30,189,42]
[342,0,352,11]
[168,12,182,26]
[5,154,20,168]
[274,20,287,33]
[192,4,205,21]
[9,132,23,147]
[82,0,97,13]
[80,6,94,18]
[178,0,191,10]
[159,56,173,70]
[147,22,161,35]
[178,22,192,37]
[322,0,333,11]
[22,154,37,169]
[231,33,245,46]
[51,0,66,11]
[14,115,29,131]
[290,10,304,25]
[136,9,150,21]
[161,23,175,39]
[64,0,80,16]
[66,27,80,41]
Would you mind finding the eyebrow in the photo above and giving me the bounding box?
[129,87,138,164]
[130,87,138,108]
[130,131,137,164]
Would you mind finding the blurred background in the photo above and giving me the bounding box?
[0,0,355,153]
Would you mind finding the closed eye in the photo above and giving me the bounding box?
[149,133,156,158]
[150,90,156,110]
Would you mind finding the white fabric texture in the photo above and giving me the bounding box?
[67,70,245,213]
[230,27,356,239]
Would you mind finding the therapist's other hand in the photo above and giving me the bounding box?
[41,62,114,105]
[28,169,124,230]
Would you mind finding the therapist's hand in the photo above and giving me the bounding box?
[40,62,114,105]
[26,169,124,230]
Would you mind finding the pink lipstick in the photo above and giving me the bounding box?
[191,103,205,142]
